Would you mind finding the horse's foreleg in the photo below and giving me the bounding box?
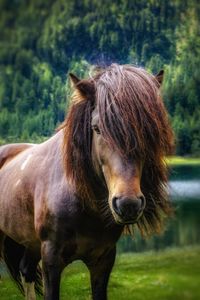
[0,231,5,282]
[86,247,116,300]
[19,249,41,300]
[41,241,64,300]
[0,230,5,258]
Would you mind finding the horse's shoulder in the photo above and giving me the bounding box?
[0,143,34,169]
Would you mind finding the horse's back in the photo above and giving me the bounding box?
[0,143,34,169]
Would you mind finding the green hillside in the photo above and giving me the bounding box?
[0,0,199,155]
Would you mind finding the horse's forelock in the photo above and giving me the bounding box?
[95,64,173,160]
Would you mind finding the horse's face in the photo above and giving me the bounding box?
[68,66,172,235]
[91,110,146,225]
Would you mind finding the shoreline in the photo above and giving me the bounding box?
[167,156,200,166]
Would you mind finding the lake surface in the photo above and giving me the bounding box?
[170,180,200,199]
[118,164,200,252]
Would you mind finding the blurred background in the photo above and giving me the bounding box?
[0,0,199,155]
[0,0,199,299]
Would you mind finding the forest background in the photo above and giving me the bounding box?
[0,0,199,156]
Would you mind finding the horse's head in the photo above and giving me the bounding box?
[63,64,174,234]
[91,106,145,224]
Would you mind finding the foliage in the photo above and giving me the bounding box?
[0,0,199,155]
[0,246,200,299]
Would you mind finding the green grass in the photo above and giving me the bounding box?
[167,156,200,166]
[0,246,200,299]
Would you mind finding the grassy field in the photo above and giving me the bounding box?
[0,246,200,300]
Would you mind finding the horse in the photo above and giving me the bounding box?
[0,64,174,300]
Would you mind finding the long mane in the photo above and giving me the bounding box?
[62,64,174,236]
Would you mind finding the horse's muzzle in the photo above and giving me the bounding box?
[112,195,145,224]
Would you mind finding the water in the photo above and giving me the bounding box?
[170,180,200,199]
[169,164,200,199]
[118,164,200,252]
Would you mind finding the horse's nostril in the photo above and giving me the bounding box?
[139,195,146,210]
[112,197,121,215]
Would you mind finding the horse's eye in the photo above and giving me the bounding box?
[92,125,101,134]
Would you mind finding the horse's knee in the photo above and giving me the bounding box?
[19,254,36,296]
[85,247,116,300]
[41,241,64,300]
[19,251,39,282]
[19,249,42,299]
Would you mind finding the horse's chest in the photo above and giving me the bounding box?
[62,228,120,264]
[75,233,110,259]
[73,217,121,259]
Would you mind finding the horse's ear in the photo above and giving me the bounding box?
[69,73,95,99]
[77,79,95,98]
[69,73,81,86]
[155,70,164,87]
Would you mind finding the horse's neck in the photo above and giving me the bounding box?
[37,130,64,176]
[41,130,63,147]
[49,130,108,202]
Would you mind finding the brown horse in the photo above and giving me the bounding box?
[0,64,174,300]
